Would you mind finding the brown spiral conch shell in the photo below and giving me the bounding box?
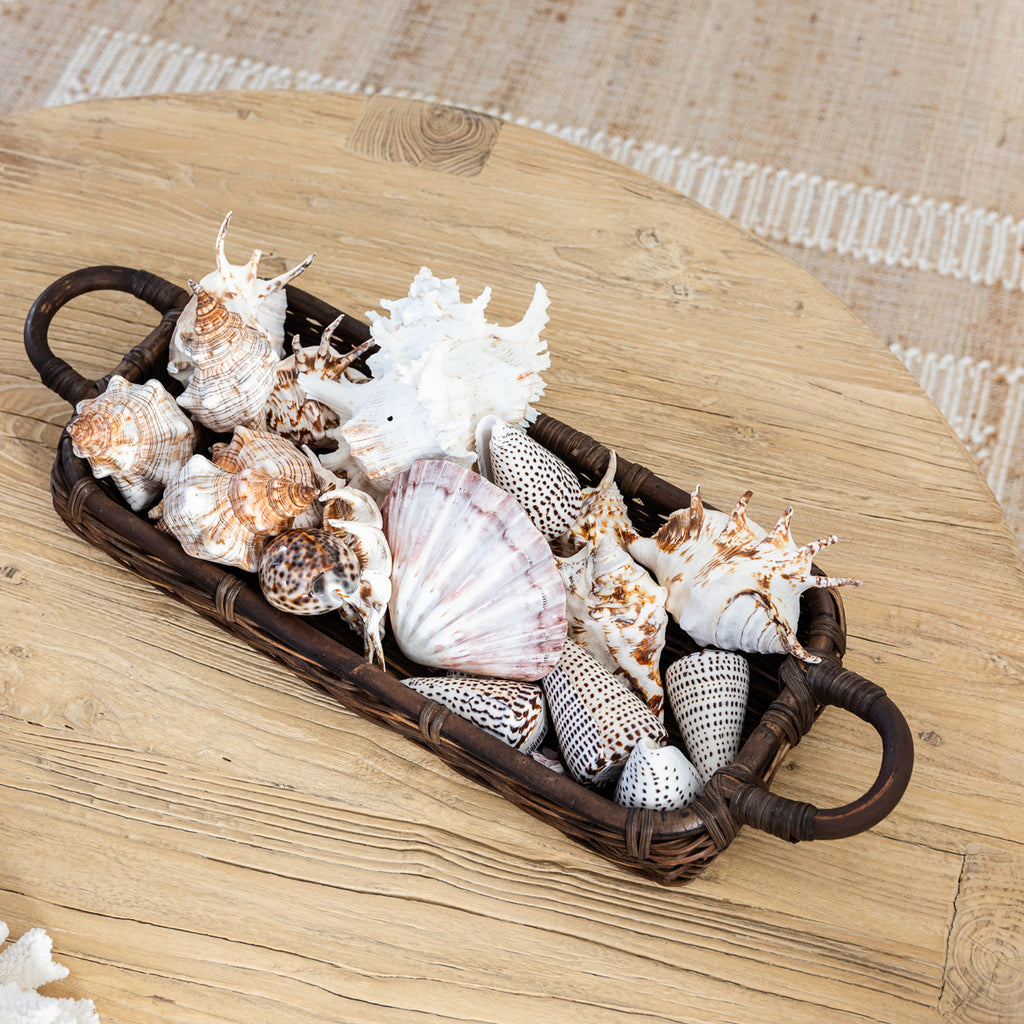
[629,488,861,663]
[169,211,315,381]
[66,375,196,511]
[557,453,669,718]
[157,454,318,570]
[381,459,567,681]
[175,283,280,433]
[264,314,374,447]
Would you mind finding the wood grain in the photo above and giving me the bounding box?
[2,91,1023,1023]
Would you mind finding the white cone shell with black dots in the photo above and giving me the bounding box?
[542,638,667,787]
[665,649,750,785]
[403,675,548,754]
[475,415,583,541]
[614,737,704,811]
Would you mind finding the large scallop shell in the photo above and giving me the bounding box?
[541,639,667,787]
[381,459,567,681]
[402,675,548,754]
[475,415,582,541]
[175,283,279,433]
[629,488,860,662]
[169,211,315,380]
[66,375,196,511]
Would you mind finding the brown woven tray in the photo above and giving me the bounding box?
[24,265,914,885]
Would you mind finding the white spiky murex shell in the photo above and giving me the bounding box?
[402,675,549,754]
[381,459,567,681]
[475,415,583,541]
[557,454,669,718]
[665,649,750,785]
[613,737,704,811]
[175,284,280,433]
[299,267,550,491]
[169,211,315,381]
[541,639,667,787]
[66,375,197,511]
[264,315,374,446]
[629,488,860,663]
[157,454,318,571]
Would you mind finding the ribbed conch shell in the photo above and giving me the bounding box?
[257,528,361,614]
[629,488,860,663]
[665,650,750,784]
[541,639,667,787]
[169,211,315,381]
[475,415,582,541]
[264,315,374,446]
[301,267,550,492]
[613,737,703,811]
[307,453,392,665]
[158,454,318,570]
[381,459,567,681]
[66,375,196,511]
[557,454,669,718]
[402,675,548,754]
[176,283,279,433]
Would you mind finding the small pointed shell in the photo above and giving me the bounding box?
[541,639,667,787]
[665,649,750,784]
[382,459,567,681]
[403,675,548,754]
[66,375,196,511]
[475,415,582,541]
[614,737,703,811]
[258,528,361,614]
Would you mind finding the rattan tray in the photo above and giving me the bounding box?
[24,265,914,885]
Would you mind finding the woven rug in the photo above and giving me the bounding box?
[4,0,1023,551]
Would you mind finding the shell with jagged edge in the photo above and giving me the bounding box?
[156,454,318,571]
[66,375,197,511]
[175,283,280,433]
[382,459,567,681]
[556,453,669,718]
[629,488,860,662]
[300,267,550,493]
[169,211,315,381]
[264,315,374,447]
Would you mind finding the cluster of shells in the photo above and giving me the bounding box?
[66,214,860,812]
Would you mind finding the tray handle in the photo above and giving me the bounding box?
[24,265,189,406]
[714,656,913,842]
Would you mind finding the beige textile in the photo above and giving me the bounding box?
[3,0,1023,548]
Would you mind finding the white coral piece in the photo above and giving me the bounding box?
[0,921,100,1023]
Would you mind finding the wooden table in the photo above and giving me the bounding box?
[2,91,1023,1024]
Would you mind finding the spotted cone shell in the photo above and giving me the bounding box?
[258,528,362,615]
[66,375,196,511]
[382,459,567,681]
[403,675,548,754]
[665,649,750,785]
[542,639,667,787]
[614,737,704,811]
[475,415,583,541]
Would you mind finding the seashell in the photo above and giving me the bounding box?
[300,267,550,491]
[613,737,703,811]
[176,283,280,433]
[629,488,860,663]
[169,211,315,380]
[381,459,567,681]
[264,315,375,446]
[402,675,548,754]
[257,527,361,614]
[665,649,750,784]
[307,453,392,665]
[66,375,196,511]
[158,454,318,570]
[557,454,669,718]
[475,415,582,541]
[541,639,667,787]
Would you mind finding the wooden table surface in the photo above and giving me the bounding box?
[2,91,1023,1024]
